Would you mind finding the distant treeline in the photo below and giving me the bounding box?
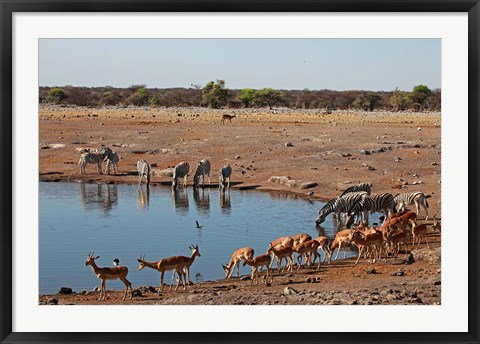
[39,81,441,112]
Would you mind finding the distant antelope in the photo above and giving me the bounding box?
[221,114,236,125]
[84,252,132,301]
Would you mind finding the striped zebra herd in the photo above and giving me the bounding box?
[77,147,231,189]
[314,182,441,265]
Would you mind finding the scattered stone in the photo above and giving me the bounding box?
[240,276,251,281]
[59,287,73,294]
[431,162,438,165]
[285,142,294,147]
[360,149,371,155]
[283,286,299,296]
[306,277,316,283]
[132,289,142,297]
[412,248,441,265]
[341,153,352,157]
[417,127,422,131]
[151,163,157,168]
[235,155,241,159]
[300,181,318,189]
[366,268,377,274]
[390,269,405,276]
[407,253,415,264]
[80,289,89,295]
[47,298,58,305]
[433,280,441,285]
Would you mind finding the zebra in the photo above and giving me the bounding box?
[172,161,190,189]
[105,151,119,175]
[78,147,112,175]
[340,182,372,196]
[346,193,395,225]
[394,191,430,220]
[136,159,150,185]
[315,191,368,226]
[193,159,211,189]
[219,164,232,189]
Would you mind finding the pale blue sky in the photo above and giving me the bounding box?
[39,39,441,91]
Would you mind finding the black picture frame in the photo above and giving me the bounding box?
[1,1,479,343]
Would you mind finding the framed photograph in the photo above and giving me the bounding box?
[1,1,478,343]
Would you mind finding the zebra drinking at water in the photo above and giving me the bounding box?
[346,192,395,225]
[193,159,211,189]
[136,159,150,185]
[394,191,430,220]
[105,151,119,175]
[315,191,368,226]
[219,164,232,189]
[340,182,372,196]
[172,161,190,189]
[78,147,112,175]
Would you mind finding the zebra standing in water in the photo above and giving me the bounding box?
[78,147,112,175]
[172,161,190,189]
[394,191,430,220]
[219,164,232,189]
[193,159,211,188]
[137,159,150,185]
[340,182,372,196]
[315,191,368,226]
[105,151,120,175]
[346,193,395,225]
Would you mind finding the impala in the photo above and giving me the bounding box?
[409,220,431,249]
[221,114,236,125]
[267,244,294,272]
[84,252,132,301]
[222,247,254,279]
[314,236,331,263]
[266,236,294,268]
[243,253,273,285]
[348,229,384,265]
[330,229,352,261]
[292,240,321,270]
[137,245,201,293]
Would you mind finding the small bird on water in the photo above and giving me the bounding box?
[195,220,203,229]
[113,258,120,266]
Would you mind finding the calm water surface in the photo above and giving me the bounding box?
[39,182,376,294]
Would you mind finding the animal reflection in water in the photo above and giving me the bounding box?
[79,183,118,213]
[219,189,231,213]
[137,185,150,210]
[172,188,189,215]
[193,188,210,215]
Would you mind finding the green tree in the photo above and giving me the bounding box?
[236,88,255,108]
[390,89,413,111]
[202,80,228,109]
[100,91,119,106]
[409,85,432,111]
[254,88,284,110]
[127,87,149,106]
[46,88,66,103]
